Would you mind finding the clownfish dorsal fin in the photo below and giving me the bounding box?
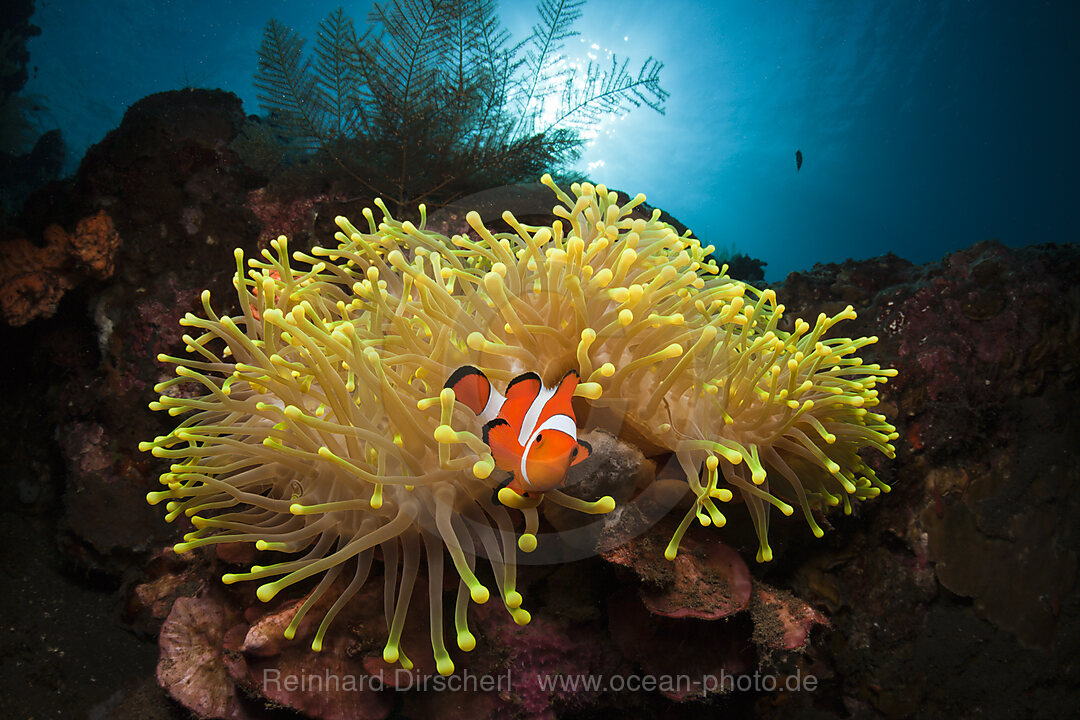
[519,369,579,446]
[548,369,579,409]
[500,372,541,430]
[505,371,542,397]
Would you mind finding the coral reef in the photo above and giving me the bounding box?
[125,236,1080,719]
[759,240,1080,719]
[142,175,895,679]
[2,84,1078,717]
[0,210,118,325]
[1,89,263,577]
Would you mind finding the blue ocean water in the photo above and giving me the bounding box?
[22,0,1079,280]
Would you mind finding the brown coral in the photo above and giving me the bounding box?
[0,210,120,325]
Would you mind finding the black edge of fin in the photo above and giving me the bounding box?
[444,364,486,390]
[482,417,509,445]
[505,371,542,393]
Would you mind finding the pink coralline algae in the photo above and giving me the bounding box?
[457,601,620,719]
[603,519,827,700]
[244,188,339,246]
[750,582,830,651]
[143,559,623,720]
[157,596,262,720]
[641,533,753,620]
[884,241,1078,458]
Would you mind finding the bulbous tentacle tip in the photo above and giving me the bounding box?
[435,656,455,676]
[146,490,171,505]
[256,583,279,602]
[469,584,490,604]
[456,631,476,652]
[518,533,538,553]
[594,495,616,514]
[497,487,541,510]
[472,458,494,479]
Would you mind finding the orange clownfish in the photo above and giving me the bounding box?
[444,366,591,495]
[249,270,282,321]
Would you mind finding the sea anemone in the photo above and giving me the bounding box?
[142,175,896,673]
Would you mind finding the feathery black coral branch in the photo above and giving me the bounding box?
[513,0,584,138]
[241,0,668,213]
[547,55,668,132]
[313,8,366,142]
[254,20,325,152]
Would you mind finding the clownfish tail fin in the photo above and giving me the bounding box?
[445,365,491,416]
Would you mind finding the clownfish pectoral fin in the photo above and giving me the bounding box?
[569,438,591,467]
[483,418,525,477]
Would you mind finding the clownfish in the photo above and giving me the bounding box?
[249,270,281,321]
[444,366,591,495]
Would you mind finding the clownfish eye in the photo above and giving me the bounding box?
[570,447,578,459]
[535,433,543,443]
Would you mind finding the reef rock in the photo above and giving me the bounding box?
[0,210,119,325]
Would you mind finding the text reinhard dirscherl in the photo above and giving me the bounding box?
[262,669,818,697]
[263,668,512,694]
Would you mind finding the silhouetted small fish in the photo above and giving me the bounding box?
[796,150,803,171]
